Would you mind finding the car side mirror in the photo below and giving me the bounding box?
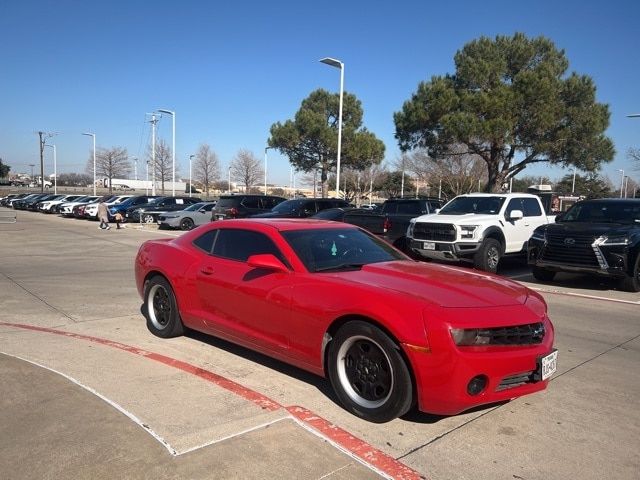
[508,210,523,220]
[247,254,289,273]
[434,208,441,214]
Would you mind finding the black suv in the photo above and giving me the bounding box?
[251,198,351,218]
[528,198,640,292]
[211,195,286,220]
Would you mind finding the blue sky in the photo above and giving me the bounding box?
[1,0,639,188]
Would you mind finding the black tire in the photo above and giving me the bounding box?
[143,214,155,224]
[180,217,195,231]
[143,276,184,338]
[532,266,556,282]
[620,254,640,292]
[394,237,419,260]
[328,321,413,423]
[473,238,502,273]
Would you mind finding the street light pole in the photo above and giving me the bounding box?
[618,169,625,198]
[572,166,577,195]
[264,146,272,195]
[157,109,176,196]
[44,144,57,194]
[228,167,231,194]
[320,57,344,199]
[82,132,96,195]
[189,154,195,197]
[132,157,138,181]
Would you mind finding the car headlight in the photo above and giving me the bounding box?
[598,235,629,246]
[407,220,415,237]
[459,225,478,239]
[450,328,491,346]
[530,229,547,242]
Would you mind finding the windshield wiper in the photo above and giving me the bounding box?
[314,263,366,272]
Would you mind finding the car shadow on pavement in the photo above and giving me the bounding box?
[400,400,510,424]
[184,329,339,404]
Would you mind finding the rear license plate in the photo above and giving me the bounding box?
[423,241,436,250]
[216,214,225,220]
[540,350,558,381]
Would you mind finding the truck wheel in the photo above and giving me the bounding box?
[532,266,556,282]
[620,255,640,292]
[473,238,502,273]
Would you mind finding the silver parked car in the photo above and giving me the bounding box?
[158,201,216,230]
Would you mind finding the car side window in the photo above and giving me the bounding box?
[212,229,285,264]
[522,198,542,217]
[203,204,215,212]
[242,197,261,208]
[506,198,524,217]
[193,230,217,253]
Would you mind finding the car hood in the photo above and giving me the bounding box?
[545,222,638,237]
[416,213,501,224]
[333,261,529,308]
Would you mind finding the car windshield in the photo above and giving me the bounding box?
[272,199,305,214]
[282,227,405,273]
[183,203,204,211]
[439,196,506,215]
[561,201,640,224]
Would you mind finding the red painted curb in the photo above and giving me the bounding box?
[0,322,424,479]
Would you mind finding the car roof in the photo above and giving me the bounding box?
[213,218,358,232]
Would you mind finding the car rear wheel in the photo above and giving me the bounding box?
[532,266,556,282]
[143,276,184,338]
[328,321,413,423]
[620,254,640,292]
[180,217,195,230]
[143,214,155,224]
[473,238,502,273]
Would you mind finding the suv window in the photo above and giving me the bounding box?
[212,229,284,263]
[242,197,261,208]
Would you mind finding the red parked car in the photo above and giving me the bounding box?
[135,219,556,422]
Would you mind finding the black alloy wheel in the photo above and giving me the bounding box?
[328,321,413,423]
[180,217,195,230]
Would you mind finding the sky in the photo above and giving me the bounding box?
[1,0,639,189]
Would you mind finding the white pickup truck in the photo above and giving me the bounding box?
[407,193,554,272]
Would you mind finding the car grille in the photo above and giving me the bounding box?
[541,232,598,267]
[412,223,456,241]
[479,322,545,345]
[496,370,536,391]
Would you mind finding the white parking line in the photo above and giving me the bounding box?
[530,287,640,305]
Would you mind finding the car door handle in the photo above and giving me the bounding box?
[200,266,214,275]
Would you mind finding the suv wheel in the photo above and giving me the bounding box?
[473,238,502,273]
[620,254,640,292]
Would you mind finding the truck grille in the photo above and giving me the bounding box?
[412,223,456,242]
[478,322,545,345]
[541,232,598,267]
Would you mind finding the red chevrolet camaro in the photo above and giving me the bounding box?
[135,218,557,423]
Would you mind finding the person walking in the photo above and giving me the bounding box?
[97,200,111,230]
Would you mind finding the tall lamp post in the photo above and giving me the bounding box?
[320,57,344,199]
[157,109,176,196]
[82,132,96,195]
[44,144,57,194]
[618,169,625,198]
[264,146,272,195]
[228,167,232,194]
[189,154,195,197]
[132,156,138,181]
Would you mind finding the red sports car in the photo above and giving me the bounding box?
[135,219,556,423]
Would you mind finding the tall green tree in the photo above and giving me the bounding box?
[555,172,612,198]
[394,33,615,192]
[0,157,10,177]
[269,89,385,197]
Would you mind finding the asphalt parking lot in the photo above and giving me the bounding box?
[1,206,639,480]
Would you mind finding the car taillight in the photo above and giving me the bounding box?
[229,207,239,218]
[383,217,392,233]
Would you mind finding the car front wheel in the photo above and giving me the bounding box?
[473,238,502,273]
[180,217,195,230]
[532,266,556,282]
[620,254,640,292]
[328,321,413,423]
[143,214,155,224]
[143,276,184,338]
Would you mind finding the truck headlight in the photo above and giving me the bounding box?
[599,235,629,246]
[407,220,415,237]
[459,225,478,239]
[531,229,547,242]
